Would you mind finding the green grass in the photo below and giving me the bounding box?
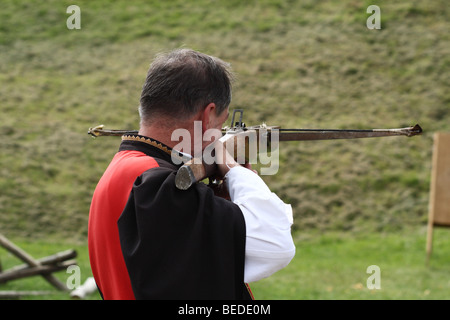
[0,0,449,300]
[252,227,450,299]
[1,227,448,300]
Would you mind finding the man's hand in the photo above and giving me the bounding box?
[213,140,259,177]
[214,140,240,178]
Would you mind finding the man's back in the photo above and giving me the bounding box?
[89,137,251,300]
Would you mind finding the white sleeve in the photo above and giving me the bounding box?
[225,166,296,283]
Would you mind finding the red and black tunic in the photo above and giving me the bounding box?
[88,135,251,300]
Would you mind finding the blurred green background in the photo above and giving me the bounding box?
[0,0,449,299]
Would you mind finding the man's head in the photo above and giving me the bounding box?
[139,48,234,127]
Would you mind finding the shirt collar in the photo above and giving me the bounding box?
[119,134,190,167]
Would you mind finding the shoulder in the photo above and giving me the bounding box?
[132,165,243,221]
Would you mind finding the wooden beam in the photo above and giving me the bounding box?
[0,260,77,283]
[0,233,69,291]
[0,291,53,299]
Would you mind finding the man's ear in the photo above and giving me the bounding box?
[201,103,216,132]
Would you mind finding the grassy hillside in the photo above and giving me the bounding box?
[0,0,448,243]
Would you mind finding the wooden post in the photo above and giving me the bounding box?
[0,291,53,299]
[0,233,69,291]
[427,132,450,265]
[0,259,76,283]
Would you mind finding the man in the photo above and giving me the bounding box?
[88,48,295,300]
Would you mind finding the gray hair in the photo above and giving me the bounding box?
[139,49,234,123]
